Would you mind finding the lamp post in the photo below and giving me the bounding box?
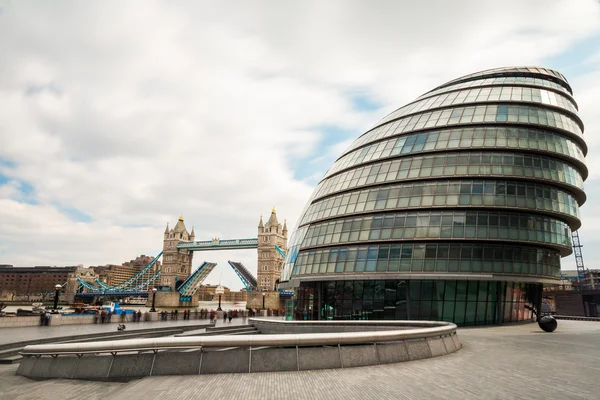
[262,292,266,311]
[216,286,224,311]
[53,284,61,313]
[150,288,158,312]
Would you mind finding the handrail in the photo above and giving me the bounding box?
[21,319,457,356]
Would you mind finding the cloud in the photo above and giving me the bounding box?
[0,0,599,289]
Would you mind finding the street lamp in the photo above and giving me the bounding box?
[262,292,266,311]
[216,286,224,311]
[53,284,61,313]
[150,288,158,312]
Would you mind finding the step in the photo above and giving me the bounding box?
[0,355,22,364]
[206,326,256,332]
[183,327,258,337]
[0,323,212,351]
[0,327,200,363]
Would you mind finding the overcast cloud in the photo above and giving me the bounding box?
[1,0,599,290]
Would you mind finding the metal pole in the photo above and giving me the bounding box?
[217,294,222,311]
[262,294,266,310]
[150,290,157,312]
[53,288,60,312]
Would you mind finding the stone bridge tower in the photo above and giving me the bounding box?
[161,216,195,290]
[257,208,288,291]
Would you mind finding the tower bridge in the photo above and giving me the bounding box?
[71,209,289,307]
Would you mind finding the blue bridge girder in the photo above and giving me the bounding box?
[178,262,217,301]
[177,238,258,251]
[228,261,257,290]
[75,291,149,298]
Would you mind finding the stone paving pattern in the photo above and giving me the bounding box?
[1,320,599,400]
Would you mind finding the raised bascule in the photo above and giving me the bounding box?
[71,209,289,306]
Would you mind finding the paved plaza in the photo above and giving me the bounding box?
[1,320,599,400]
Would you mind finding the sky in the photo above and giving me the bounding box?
[1,0,600,291]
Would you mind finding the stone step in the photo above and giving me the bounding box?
[0,355,22,364]
[0,323,212,351]
[175,327,258,337]
[0,326,205,363]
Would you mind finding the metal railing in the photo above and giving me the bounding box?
[20,319,457,357]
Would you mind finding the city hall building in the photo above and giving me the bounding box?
[281,67,587,326]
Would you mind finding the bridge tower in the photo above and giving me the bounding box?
[161,216,194,290]
[257,208,288,291]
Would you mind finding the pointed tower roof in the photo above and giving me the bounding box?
[258,215,264,229]
[266,207,278,227]
[283,219,288,232]
[164,223,169,234]
[190,226,195,237]
[173,215,187,233]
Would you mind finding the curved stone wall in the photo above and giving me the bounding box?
[16,319,460,380]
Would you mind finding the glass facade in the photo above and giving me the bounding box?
[326,127,586,178]
[281,66,587,326]
[347,104,584,154]
[295,280,543,326]
[300,180,580,226]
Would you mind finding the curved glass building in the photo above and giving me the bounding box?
[281,67,587,325]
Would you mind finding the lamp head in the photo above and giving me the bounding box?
[55,284,62,290]
[152,288,158,293]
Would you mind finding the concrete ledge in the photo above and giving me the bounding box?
[250,347,297,373]
[16,356,37,376]
[108,353,154,379]
[406,339,433,360]
[72,355,112,380]
[151,352,201,376]
[376,341,410,364]
[427,337,447,357]
[298,346,341,370]
[201,349,249,374]
[18,319,461,380]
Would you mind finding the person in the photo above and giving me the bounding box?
[137,310,142,322]
[223,310,227,323]
[171,310,175,321]
[44,311,51,326]
[100,309,107,324]
[213,312,218,325]
[228,312,233,323]
[174,309,179,320]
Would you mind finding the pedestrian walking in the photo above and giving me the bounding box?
[228,312,233,323]
[223,311,227,323]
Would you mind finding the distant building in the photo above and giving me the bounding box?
[0,266,78,298]
[91,255,161,286]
